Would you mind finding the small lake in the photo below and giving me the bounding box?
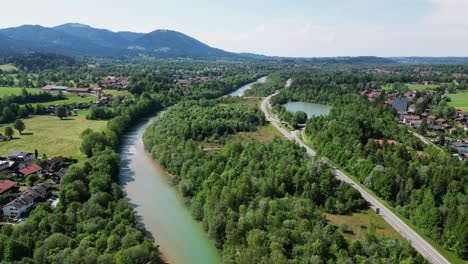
[119,111,221,264]
[283,101,330,118]
[227,76,267,97]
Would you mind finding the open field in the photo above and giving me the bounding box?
[325,209,400,240]
[0,110,107,162]
[382,83,440,91]
[406,84,440,91]
[104,89,131,96]
[448,91,468,111]
[0,87,42,96]
[0,64,18,72]
[228,124,283,143]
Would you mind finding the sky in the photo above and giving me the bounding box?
[1,0,468,57]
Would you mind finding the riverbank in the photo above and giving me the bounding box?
[118,77,269,264]
[119,112,221,264]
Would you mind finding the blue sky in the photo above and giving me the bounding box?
[1,0,467,57]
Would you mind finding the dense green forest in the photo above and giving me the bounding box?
[0,59,273,263]
[271,71,468,260]
[143,99,427,263]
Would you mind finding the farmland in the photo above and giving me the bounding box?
[448,90,468,111]
[0,110,107,162]
[0,87,41,96]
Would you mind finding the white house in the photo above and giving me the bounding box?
[2,183,52,217]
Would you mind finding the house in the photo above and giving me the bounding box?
[0,160,10,171]
[373,139,397,147]
[0,180,17,195]
[427,125,444,133]
[2,183,52,217]
[435,118,447,124]
[91,87,102,93]
[397,110,408,120]
[18,164,43,177]
[403,115,420,126]
[41,85,69,91]
[392,97,409,112]
[67,87,91,93]
[453,142,468,153]
[408,104,416,114]
[51,168,68,183]
[8,152,34,162]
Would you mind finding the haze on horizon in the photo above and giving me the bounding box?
[1,0,467,57]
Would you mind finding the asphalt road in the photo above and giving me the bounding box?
[260,90,450,264]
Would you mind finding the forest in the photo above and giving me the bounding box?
[271,70,468,260]
[143,99,427,263]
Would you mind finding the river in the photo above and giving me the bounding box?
[283,101,330,118]
[227,76,267,96]
[119,78,266,264]
[119,111,221,264]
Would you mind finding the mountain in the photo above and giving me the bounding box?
[133,29,234,58]
[117,31,146,42]
[54,23,131,49]
[0,25,121,56]
[0,23,236,59]
[0,23,400,62]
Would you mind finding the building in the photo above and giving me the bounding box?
[403,115,421,126]
[67,87,91,93]
[8,152,34,162]
[2,183,52,217]
[41,85,69,91]
[51,168,69,183]
[18,164,43,177]
[0,180,17,195]
[392,97,409,112]
[0,160,10,171]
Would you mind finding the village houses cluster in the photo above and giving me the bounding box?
[361,86,468,160]
[0,152,69,223]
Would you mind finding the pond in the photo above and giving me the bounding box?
[283,101,330,118]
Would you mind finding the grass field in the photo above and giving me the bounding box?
[0,64,18,72]
[104,89,130,97]
[0,87,42,96]
[448,91,468,111]
[325,209,400,240]
[382,83,440,91]
[0,110,107,162]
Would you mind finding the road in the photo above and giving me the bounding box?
[409,130,443,151]
[260,88,450,264]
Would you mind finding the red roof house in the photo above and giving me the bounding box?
[19,164,43,177]
[0,180,17,195]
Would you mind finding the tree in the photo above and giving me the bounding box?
[418,118,427,135]
[13,119,25,135]
[56,106,67,120]
[4,126,14,139]
[34,149,38,159]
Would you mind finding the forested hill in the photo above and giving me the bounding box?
[0,24,236,59]
[0,23,397,63]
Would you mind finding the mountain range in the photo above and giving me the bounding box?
[0,23,236,59]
